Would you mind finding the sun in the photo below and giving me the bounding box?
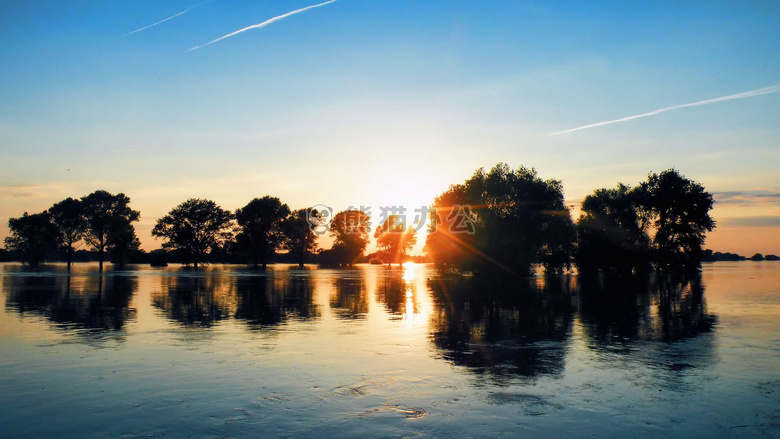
[370,178,439,255]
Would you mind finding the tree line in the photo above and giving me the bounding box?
[4,163,721,274]
[424,163,716,275]
[3,193,415,270]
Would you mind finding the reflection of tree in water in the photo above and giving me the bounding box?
[330,277,367,319]
[234,273,319,329]
[4,269,137,336]
[428,276,574,381]
[375,273,417,317]
[578,274,717,344]
[578,274,718,378]
[152,272,234,327]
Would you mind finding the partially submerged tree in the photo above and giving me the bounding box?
[81,190,140,270]
[425,163,575,276]
[48,197,85,270]
[575,184,651,274]
[152,198,233,268]
[641,169,715,272]
[374,214,417,266]
[234,196,290,268]
[282,208,324,269]
[328,209,372,266]
[575,169,715,273]
[4,211,60,267]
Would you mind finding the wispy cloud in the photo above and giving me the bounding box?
[549,84,780,136]
[720,216,780,228]
[714,190,780,206]
[0,184,67,199]
[189,0,337,51]
[125,0,215,36]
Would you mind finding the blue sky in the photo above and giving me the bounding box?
[1,0,779,254]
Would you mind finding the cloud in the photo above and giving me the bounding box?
[713,190,780,206]
[189,0,337,51]
[549,84,780,136]
[125,0,216,36]
[720,216,780,227]
[0,184,67,199]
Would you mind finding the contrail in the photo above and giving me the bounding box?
[125,0,215,36]
[549,84,780,136]
[189,0,337,51]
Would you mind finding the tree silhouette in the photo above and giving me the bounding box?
[374,214,417,266]
[81,190,140,270]
[152,198,233,268]
[234,196,290,268]
[282,208,323,269]
[641,169,715,272]
[425,163,575,276]
[48,197,86,270]
[328,209,372,266]
[575,170,715,273]
[4,211,60,267]
[575,183,651,274]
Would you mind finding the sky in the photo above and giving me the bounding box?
[1,0,779,256]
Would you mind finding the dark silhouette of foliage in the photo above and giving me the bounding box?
[152,198,233,269]
[48,197,86,270]
[575,184,651,274]
[4,211,60,267]
[282,208,323,269]
[81,190,140,270]
[234,196,290,268]
[327,210,372,266]
[641,169,715,272]
[425,163,575,276]
[576,169,715,273]
[374,214,417,266]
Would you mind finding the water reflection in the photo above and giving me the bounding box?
[234,272,319,328]
[330,275,368,319]
[428,273,718,381]
[428,276,574,380]
[151,267,320,329]
[578,274,717,344]
[3,266,137,338]
[152,271,234,327]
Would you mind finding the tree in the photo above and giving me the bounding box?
[4,211,60,267]
[374,214,417,266]
[81,190,140,270]
[425,163,575,276]
[234,196,290,268]
[152,198,233,268]
[328,210,372,266]
[48,197,85,270]
[575,170,715,273]
[640,169,715,272]
[575,184,651,274]
[423,184,478,274]
[282,208,324,269]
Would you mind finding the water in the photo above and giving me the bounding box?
[0,262,778,438]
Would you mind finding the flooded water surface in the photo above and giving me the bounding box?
[1,262,778,438]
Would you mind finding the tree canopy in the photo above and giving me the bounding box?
[234,196,290,268]
[328,210,372,266]
[374,214,417,266]
[152,198,233,268]
[575,169,715,273]
[48,197,85,270]
[425,163,575,276]
[4,211,60,267]
[282,208,324,269]
[81,190,140,270]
